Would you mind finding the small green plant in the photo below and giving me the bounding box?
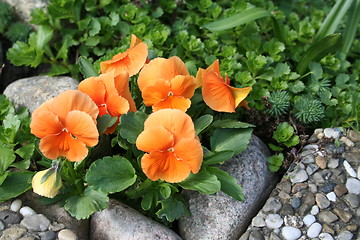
[266,90,290,118]
[0,2,13,34]
[293,96,325,124]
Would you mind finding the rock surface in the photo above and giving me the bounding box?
[3,76,78,113]
[90,199,182,240]
[178,135,278,240]
[2,0,48,22]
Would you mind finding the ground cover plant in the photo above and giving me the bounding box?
[1,0,360,225]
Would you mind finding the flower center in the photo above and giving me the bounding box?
[167,147,175,152]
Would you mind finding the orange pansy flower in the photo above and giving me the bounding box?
[30,90,99,162]
[78,70,132,134]
[137,56,197,112]
[197,60,252,113]
[136,109,203,183]
[100,34,148,77]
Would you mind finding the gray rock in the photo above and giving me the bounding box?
[90,199,181,240]
[265,214,283,229]
[0,219,5,231]
[178,135,278,240]
[20,191,89,240]
[291,197,301,209]
[20,214,51,231]
[289,169,308,183]
[0,226,27,240]
[263,197,282,213]
[315,193,331,209]
[249,230,265,240]
[0,209,23,224]
[335,230,353,240]
[343,193,359,208]
[251,216,266,227]
[41,231,57,240]
[2,0,48,22]
[4,75,78,113]
[345,178,360,194]
[348,130,360,142]
[318,211,338,224]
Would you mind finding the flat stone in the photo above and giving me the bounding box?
[58,229,78,240]
[270,232,281,240]
[178,135,278,240]
[328,159,339,169]
[311,205,319,215]
[4,76,78,113]
[263,197,282,213]
[319,232,334,240]
[278,190,291,203]
[42,230,57,240]
[333,208,352,223]
[313,172,325,184]
[316,155,327,169]
[0,209,23,224]
[348,130,360,142]
[303,214,316,227]
[343,193,359,208]
[318,211,338,224]
[334,184,348,197]
[49,222,65,232]
[91,199,181,240]
[292,183,307,193]
[0,226,27,240]
[20,214,51,231]
[280,204,294,216]
[289,169,308,183]
[265,214,283,229]
[320,182,336,194]
[291,197,301,209]
[19,206,37,216]
[326,192,336,202]
[0,219,5,230]
[306,164,319,176]
[284,215,303,228]
[251,216,266,227]
[249,230,264,240]
[281,226,302,240]
[276,180,292,193]
[10,199,22,212]
[343,161,357,177]
[322,223,335,234]
[346,178,360,194]
[303,192,315,206]
[307,222,322,238]
[340,136,355,148]
[336,230,353,240]
[324,128,340,139]
[316,193,331,209]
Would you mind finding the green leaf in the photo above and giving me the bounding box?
[296,33,342,75]
[207,167,244,201]
[156,197,188,222]
[211,119,255,128]
[56,35,72,60]
[341,0,360,55]
[7,41,37,67]
[0,172,8,186]
[273,122,294,143]
[78,56,99,78]
[119,111,148,144]
[0,171,34,201]
[159,183,172,199]
[47,64,69,76]
[152,7,164,18]
[141,191,155,210]
[85,156,136,194]
[35,26,54,51]
[89,18,101,36]
[178,169,220,194]
[64,187,109,220]
[210,128,252,155]
[10,159,31,170]
[309,62,323,80]
[289,81,305,94]
[203,8,272,31]
[96,114,118,135]
[314,0,352,42]
[319,90,338,106]
[203,150,234,166]
[194,115,213,135]
[268,143,283,151]
[268,153,284,172]
[284,135,300,148]
[0,144,16,174]
[274,63,290,78]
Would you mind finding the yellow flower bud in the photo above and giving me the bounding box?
[32,169,62,198]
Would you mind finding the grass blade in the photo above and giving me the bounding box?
[203,8,272,31]
[296,33,342,75]
[341,0,360,55]
[314,0,352,41]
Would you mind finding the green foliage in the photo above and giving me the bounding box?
[0,2,14,33]
[293,97,325,124]
[272,122,300,147]
[268,153,284,172]
[266,91,290,117]
[5,22,32,43]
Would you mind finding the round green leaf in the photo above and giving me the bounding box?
[85,156,137,194]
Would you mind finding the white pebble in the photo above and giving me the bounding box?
[317,132,324,139]
[314,128,323,134]
[10,199,22,212]
[326,192,336,202]
[324,128,340,139]
[344,161,357,177]
[252,216,266,227]
[281,226,302,240]
[346,178,360,195]
[303,214,316,227]
[357,166,360,180]
[307,222,322,238]
[265,214,284,229]
[310,205,319,215]
[340,136,355,148]
[58,229,78,240]
[19,206,37,216]
[319,232,334,240]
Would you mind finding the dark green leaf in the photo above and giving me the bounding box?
[64,187,109,220]
[194,114,213,135]
[0,171,34,201]
[7,41,37,67]
[204,8,272,31]
[268,143,283,151]
[47,64,69,76]
[0,144,16,174]
[207,167,244,201]
[0,172,8,186]
[79,56,99,78]
[96,114,118,135]
[141,191,154,210]
[156,197,188,222]
[211,119,255,128]
[178,169,220,194]
[210,128,252,155]
[119,111,148,144]
[203,150,234,166]
[341,0,360,55]
[85,156,136,194]
[11,159,31,170]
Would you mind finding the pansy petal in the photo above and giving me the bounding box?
[65,110,99,147]
[64,135,89,162]
[152,96,191,112]
[138,56,189,91]
[130,34,143,48]
[174,138,203,174]
[32,169,62,198]
[142,80,171,106]
[170,75,197,98]
[202,71,235,113]
[95,70,118,97]
[78,76,107,106]
[144,109,196,140]
[106,95,130,117]
[31,110,63,138]
[141,151,191,183]
[113,72,136,112]
[229,86,252,108]
[136,126,174,152]
[32,98,53,118]
[39,132,67,160]
[51,90,99,123]
[100,52,128,75]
